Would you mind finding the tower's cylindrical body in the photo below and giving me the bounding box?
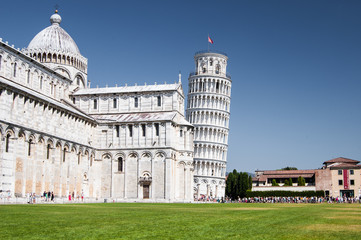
[186,51,232,200]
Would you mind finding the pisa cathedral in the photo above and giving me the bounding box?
[0,11,231,202]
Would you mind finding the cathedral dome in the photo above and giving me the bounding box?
[27,11,80,55]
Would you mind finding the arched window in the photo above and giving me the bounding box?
[78,153,81,165]
[118,157,123,172]
[5,134,11,152]
[47,144,51,159]
[157,96,161,107]
[13,62,17,77]
[113,98,117,108]
[40,76,43,89]
[215,64,220,74]
[90,155,93,167]
[93,99,97,109]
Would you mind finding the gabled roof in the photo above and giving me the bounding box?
[323,157,360,165]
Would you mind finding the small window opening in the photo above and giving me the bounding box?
[155,123,159,136]
[113,98,117,108]
[5,134,10,152]
[47,144,51,159]
[13,62,17,77]
[157,96,161,107]
[93,99,97,109]
[27,70,30,84]
[28,139,32,156]
[141,124,146,137]
[63,148,66,162]
[338,180,343,185]
[129,125,133,137]
[118,157,123,172]
[73,97,76,104]
[350,179,355,185]
[116,125,119,137]
[78,153,81,165]
[350,169,354,175]
[180,130,183,137]
[134,97,138,108]
[215,64,220,74]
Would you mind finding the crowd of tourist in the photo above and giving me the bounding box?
[222,196,361,204]
[194,195,361,204]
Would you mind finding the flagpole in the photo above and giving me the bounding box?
[208,34,209,52]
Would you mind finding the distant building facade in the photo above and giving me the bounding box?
[0,11,197,202]
[252,157,361,198]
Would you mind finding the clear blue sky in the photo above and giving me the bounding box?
[1,0,361,172]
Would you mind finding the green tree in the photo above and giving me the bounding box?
[280,167,298,170]
[248,175,253,191]
[239,172,249,198]
[225,172,233,197]
[272,179,279,186]
[297,176,305,186]
[225,170,253,200]
[284,179,290,186]
[289,178,293,186]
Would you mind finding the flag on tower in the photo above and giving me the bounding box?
[208,36,214,44]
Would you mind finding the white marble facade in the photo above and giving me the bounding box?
[186,51,232,200]
[0,11,194,202]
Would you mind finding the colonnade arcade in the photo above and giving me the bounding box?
[26,50,87,73]
[188,78,231,96]
[187,110,230,128]
[194,143,227,161]
[194,126,228,144]
[194,160,226,178]
[0,123,95,198]
[187,94,230,111]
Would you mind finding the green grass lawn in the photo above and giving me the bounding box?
[0,203,360,239]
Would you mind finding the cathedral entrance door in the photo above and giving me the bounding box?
[143,184,150,199]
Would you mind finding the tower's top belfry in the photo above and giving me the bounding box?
[192,50,229,79]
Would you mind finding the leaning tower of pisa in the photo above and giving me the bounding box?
[186,50,232,200]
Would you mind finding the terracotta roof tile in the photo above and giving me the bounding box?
[323,157,360,164]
